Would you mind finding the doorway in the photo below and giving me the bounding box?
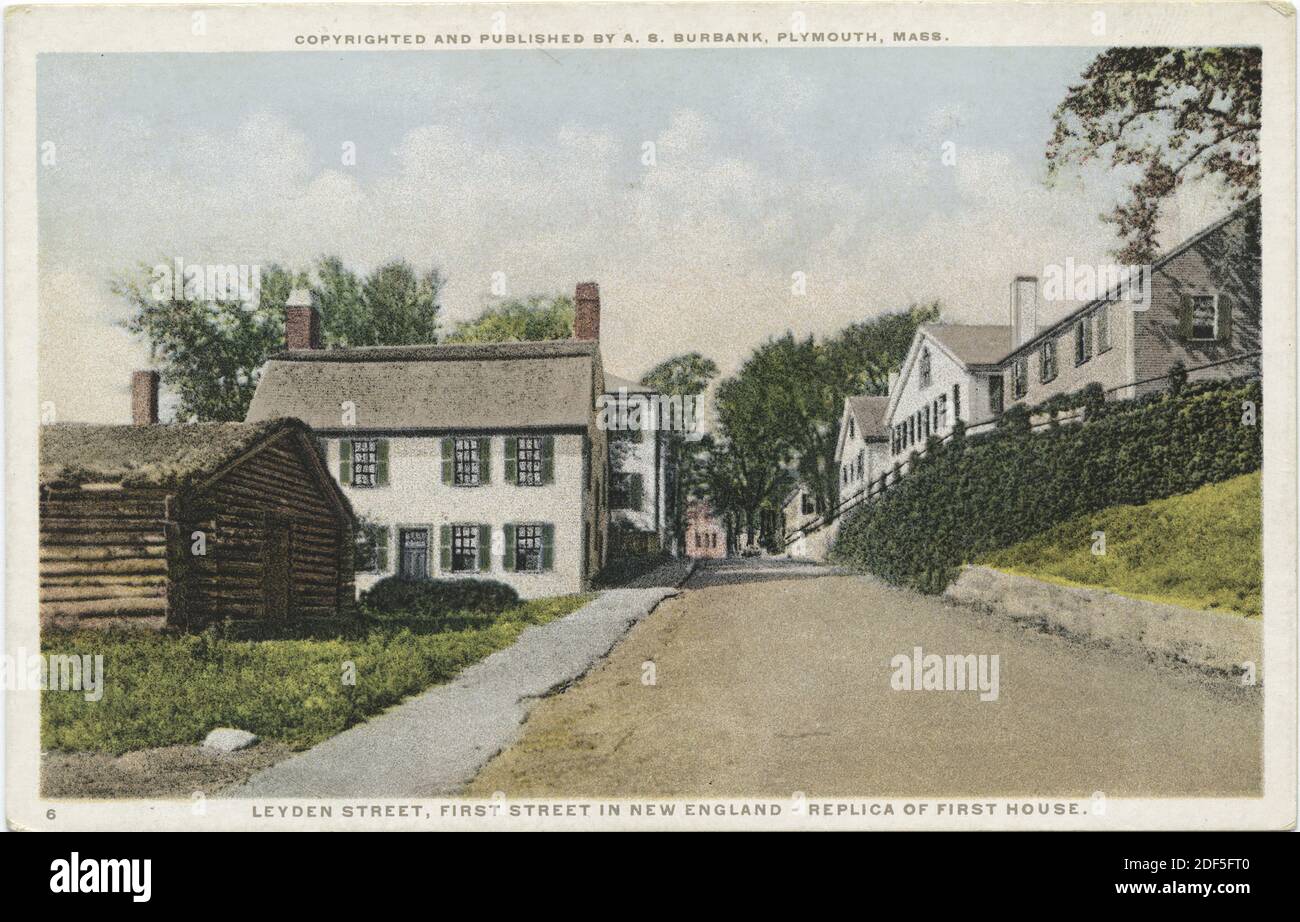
[399,528,429,580]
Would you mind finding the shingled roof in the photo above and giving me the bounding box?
[39,418,307,489]
[845,395,890,441]
[246,339,601,431]
[921,324,1014,368]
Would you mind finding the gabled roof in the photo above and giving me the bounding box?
[40,418,306,490]
[247,340,601,431]
[845,395,890,440]
[921,324,1013,368]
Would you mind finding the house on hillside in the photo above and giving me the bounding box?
[834,394,890,502]
[883,198,1262,470]
[40,372,355,631]
[245,283,610,598]
[603,373,677,558]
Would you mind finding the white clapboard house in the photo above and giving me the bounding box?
[246,284,610,598]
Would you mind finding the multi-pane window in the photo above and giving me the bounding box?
[1190,295,1218,340]
[1096,305,1112,352]
[351,439,378,487]
[1074,317,1093,366]
[857,450,865,480]
[919,348,932,389]
[1012,358,1028,399]
[451,525,478,572]
[1038,339,1057,383]
[516,436,544,486]
[989,375,1005,415]
[514,524,544,572]
[936,394,948,431]
[454,438,480,486]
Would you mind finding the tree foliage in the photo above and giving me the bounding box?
[445,295,575,343]
[1048,47,1260,262]
[119,256,444,421]
[704,303,939,544]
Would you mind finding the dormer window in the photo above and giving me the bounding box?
[919,348,932,389]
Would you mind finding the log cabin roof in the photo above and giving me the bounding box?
[246,339,601,430]
[39,417,311,490]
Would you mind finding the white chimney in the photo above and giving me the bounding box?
[1011,276,1038,347]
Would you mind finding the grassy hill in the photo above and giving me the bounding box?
[978,472,1261,617]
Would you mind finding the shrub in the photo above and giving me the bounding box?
[831,379,1262,593]
[360,577,519,618]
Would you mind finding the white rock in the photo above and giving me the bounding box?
[203,728,259,752]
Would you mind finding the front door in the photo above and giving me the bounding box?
[263,517,292,618]
[399,528,429,580]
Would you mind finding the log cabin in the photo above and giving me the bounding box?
[39,392,355,631]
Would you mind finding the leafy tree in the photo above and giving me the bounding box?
[1047,47,1260,262]
[118,256,445,421]
[445,295,574,343]
[640,352,719,397]
[117,263,303,423]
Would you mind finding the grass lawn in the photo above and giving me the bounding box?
[42,594,591,755]
[978,472,1261,617]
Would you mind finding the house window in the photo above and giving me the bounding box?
[1074,316,1093,366]
[351,439,378,487]
[1012,358,1028,399]
[1038,339,1057,384]
[1096,305,1112,353]
[936,394,947,431]
[952,383,961,422]
[513,524,545,572]
[801,493,815,515]
[989,375,1005,415]
[848,417,855,439]
[454,438,480,486]
[857,450,865,480]
[355,523,390,573]
[919,348,932,389]
[695,531,702,548]
[1190,294,1218,340]
[611,472,643,510]
[516,436,544,486]
[451,524,478,573]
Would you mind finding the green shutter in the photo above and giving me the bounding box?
[541,523,555,571]
[440,438,454,484]
[503,524,516,571]
[375,526,390,571]
[541,435,555,484]
[440,524,452,572]
[478,524,491,571]
[339,439,352,485]
[504,437,518,484]
[1217,295,1233,343]
[376,439,390,486]
[1177,294,1193,340]
[478,437,491,484]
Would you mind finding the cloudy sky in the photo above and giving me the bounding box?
[37,48,1234,422]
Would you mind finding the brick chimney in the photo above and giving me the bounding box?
[286,288,322,350]
[574,282,600,341]
[132,370,159,426]
[1010,276,1038,347]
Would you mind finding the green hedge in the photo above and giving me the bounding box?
[831,379,1262,593]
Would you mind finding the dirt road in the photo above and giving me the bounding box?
[467,558,1261,798]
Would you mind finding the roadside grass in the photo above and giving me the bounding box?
[978,472,1261,617]
[41,594,592,755]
